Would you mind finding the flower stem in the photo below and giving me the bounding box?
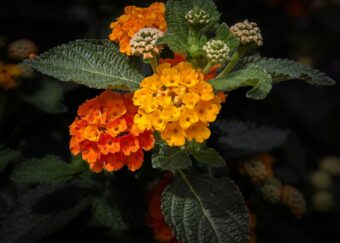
[202,62,213,74]
[216,45,247,78]
[149,56,158,73]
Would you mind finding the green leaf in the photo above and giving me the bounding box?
[210,66,273,99]
[215,23,240,51]
[20,78,67,114]
[93,172,144,230]
[0,148,20,173]
[11,155,76,185]
[240,56,335,85]
[158,0,220,54]
[214,120,289,159]
[193,148,225,168]
[0,183,94,243]
[152,145,192,171]
[25,40,144,91]
[162,171,249,243]
[93,193,131,231]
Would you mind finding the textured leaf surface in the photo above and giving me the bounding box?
[210,66,272,99]
[215,23,240,51]
[152,145,192,171]
[93,192,131,231]
[0,148,20,173]
[193,148,225,168]
[240,56,335,85]
[158,0,220,53]
[20,78,67,114]
[0,184,94,243]
[11,155,75,185]
[214,120,289,159]
[162,171,249,243]
[25,40,143,91]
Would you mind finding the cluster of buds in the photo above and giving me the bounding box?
[130,28,164,60]
[309,170,332,190]
[239,158,272,184]
[312,191,334,211]
[261,178,282,204]
[17,63,35,79]
[230,20,263,46]
[280,185,306,219]
[7,39,38,61]
[185,8,210,27]
[320,156,340,176]
[203,40,230,64]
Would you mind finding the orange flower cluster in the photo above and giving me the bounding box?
[109,2,167,55]
[69,90,155,173]
[0,62,21,90]
[248,213,257,243]
[146,172,179,243]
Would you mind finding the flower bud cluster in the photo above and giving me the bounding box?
[203,40,230,64]
[130,28,164,60]
[230,20,263,46]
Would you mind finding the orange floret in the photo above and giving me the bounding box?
[0,62,21,90]
[146,172,179,243]
[160,53,186,67]
[69,90,155,173]
[109,2,167,55]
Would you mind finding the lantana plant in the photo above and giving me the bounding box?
[4,0,334,242]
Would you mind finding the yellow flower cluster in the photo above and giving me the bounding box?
[133,62,225,146]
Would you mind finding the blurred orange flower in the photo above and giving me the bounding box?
[146,172,179,243]
[0,62,21,90]
[69,90,154,173]
[109,2,167,55]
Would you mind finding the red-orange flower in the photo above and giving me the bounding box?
[109,2,167,55]
[0,62,21,90]
[69,90,154,173]
[146,172,179,243]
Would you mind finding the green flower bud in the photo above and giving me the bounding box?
[312,191,334,211]
[320,156,340,176]
[185,8,210,27]
[309,170,332,190]
[203,40,230,64]
[261,178,282,204]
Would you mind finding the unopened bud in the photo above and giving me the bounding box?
[130,28,164,60]
[230,20,263,46]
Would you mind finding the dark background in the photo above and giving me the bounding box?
[1,0,340,242]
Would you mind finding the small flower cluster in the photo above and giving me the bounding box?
[69,91,154,172]
[146,172,178,243]
[230,20,263,46]
[0,62,21,90]
[239,154,274,184]
[130,27,164,60]
[185,8,210,26]
[7,39,38,61]
[203,39,230,64]
[281,185,306,219]
[133,61,225,146]
[109,2,167,55]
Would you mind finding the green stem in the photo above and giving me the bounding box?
[188,27,201,58]
[149,56,158,74]
[202,62,213,74]
[216,45,247,78]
